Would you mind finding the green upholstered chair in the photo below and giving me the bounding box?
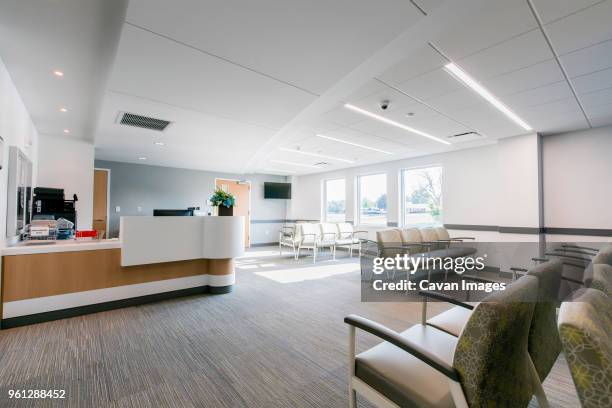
[426,259,563,384]
[345,275,542,408]
[558,288,612,408]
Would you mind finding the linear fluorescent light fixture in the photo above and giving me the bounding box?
[270,159,318,169]
[316,134,393,155]
[444,62,532,131]
[279,147,355,163]
[343,104,451,145]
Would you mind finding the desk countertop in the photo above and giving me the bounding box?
[1,239,122,256]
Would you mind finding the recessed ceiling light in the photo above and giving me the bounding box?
[279,147,355,163]
[405,112,415,117]
[63,129,70,134]
[316,134,393,155]
[270,159,318,169]
[59,107,68,113]
[154,142,165,146]
[138,156,147,161]
[344,103,451,145]
[444,62,533,131]
[53,70,64,77]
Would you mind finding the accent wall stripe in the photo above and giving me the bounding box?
[444,224,499,232]
[543,228,612,237]
[445,224,612,237]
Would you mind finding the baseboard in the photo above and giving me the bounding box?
[1,284,233,329]
[250,242,279,247]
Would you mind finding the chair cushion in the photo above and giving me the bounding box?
[427,306,474,337]
[336,238,358,246]
[400,228,422,244]
[320,222,338,237]
[355,324,457,408]
[558,289,612,408]
[337,223,353,239]
[299,223,319,243]
[420,228,444,250]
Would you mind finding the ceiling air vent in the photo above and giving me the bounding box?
[446,131,483,143]
[116,112,171,132]
[313,161,330,167]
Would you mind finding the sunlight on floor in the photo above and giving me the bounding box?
[254,262,359,283]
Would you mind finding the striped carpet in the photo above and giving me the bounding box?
[0,247,579,407]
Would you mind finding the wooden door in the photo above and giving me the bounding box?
[215,179,250,247]
[93,169,109,238]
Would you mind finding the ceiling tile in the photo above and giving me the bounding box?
[411,0,446,15]
[579,87,612,108]
[426,87,487,112]
[588,112,612,127]
[126,0,424,94]
[377,45,447,85]
[504,81,574,109]
[109,25,315,130]
[531,0,603,25]
[443,103,525,138]
[394,68,464,101]
[545,0,612,55]
[456,29,553,80]
[559,39,612,77]
[572,67,612,94]
[483,59,565,96]
[432,1,537,60]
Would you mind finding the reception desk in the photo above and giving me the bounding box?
[0,216,244,328]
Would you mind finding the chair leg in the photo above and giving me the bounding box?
[295,246,300,260]
[527,353,549,408]
[349,325,356,408]
[333,245,336,260]
[279,242,282,256]
[313,247,317,263]
[349,244,353,258]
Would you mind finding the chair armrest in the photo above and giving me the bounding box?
[353,230,368,235]
[554,248,594,257]
[562,244,598,252]
[532,257,549,263]
[544,253,590,263]
[510,267,528,273]
[344,315,460,381]
[462,274,499,284]
[321,232,337,241]
[451,237,475,240]
[418,290,474,310]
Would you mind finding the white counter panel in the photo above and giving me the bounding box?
[121,216,244,266]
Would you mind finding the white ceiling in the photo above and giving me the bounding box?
[2,0,611,175]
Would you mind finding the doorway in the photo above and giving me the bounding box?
[93,168,110,238]
[215,178,250,247]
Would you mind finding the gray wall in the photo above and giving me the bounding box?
[94,160,288,244]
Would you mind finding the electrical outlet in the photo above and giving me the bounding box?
[115,206,121,213]
[137,206,142,213]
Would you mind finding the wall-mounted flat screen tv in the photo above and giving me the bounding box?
[264,182,291,199]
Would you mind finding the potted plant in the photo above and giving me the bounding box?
[209,189,236,216]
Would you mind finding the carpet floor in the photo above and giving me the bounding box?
[0,247,579,407]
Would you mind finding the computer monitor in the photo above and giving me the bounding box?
[153,209,194,216]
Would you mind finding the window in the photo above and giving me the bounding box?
[357,173,387,226]
[401,166,443,227]
[324,178,346,222]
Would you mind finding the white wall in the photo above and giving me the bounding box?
[0,58,39,249]
[543,126,612,230]
[37,135,94,230]
[289,134,541,238]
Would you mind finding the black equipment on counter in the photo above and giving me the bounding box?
[33,187,78,229]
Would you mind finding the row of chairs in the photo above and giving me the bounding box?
[278,222,367,262]
[345,242,612,407]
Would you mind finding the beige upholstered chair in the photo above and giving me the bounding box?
[375,229,405,258]
[558,288,612,408]
[590,263,612,297]
[398,227,426,254]
[345,275,545,407]
[295,223,335,263]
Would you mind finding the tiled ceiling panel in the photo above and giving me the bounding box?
[377,45,447,85]
[544,0,612,55]
[560,40,612,78]
[481,59,565,96]
[572,67,612,94]
[531,0,604,24]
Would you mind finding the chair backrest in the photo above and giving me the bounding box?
[558,288,612,408]
[398,228,424,253]
[298,223,320,242]
[319,223,338,239]
[336,222,353,239]
[434,227,451,241]
[525,259,563,381]
[583,243,612,286]
[376,229,402,246]
[419,227,443,249]
[590,263,612,297]
[453,275,538,407]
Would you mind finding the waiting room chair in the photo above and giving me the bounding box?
[295,223,335,263]
[345,275,544,407]
[425,259,563,385]
[335,222,367,257]
[279,225,298,257]
[558,288,612,408]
